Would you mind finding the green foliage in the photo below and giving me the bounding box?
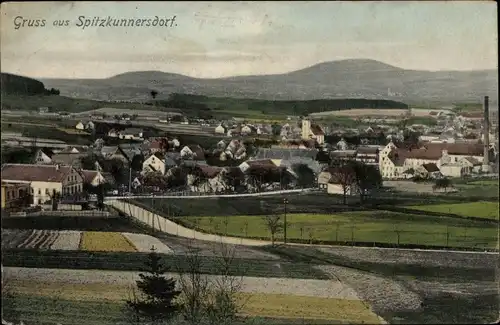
[126,247,181,323]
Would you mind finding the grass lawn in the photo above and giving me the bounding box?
[2,281,381,324]
[180,211,498,249]
[406,201,499,220]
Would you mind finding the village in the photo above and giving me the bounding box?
[1,101,498,210]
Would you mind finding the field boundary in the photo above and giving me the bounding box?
[372,205,499,224]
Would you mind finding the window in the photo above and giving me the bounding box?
[38,189,41,195]
[7,192,10,199]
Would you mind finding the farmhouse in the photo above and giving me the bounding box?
[79,170,113,187]
[33,148,54,164]
[119,128,143,140]
[142,152,178,175]
[1,164,84,205]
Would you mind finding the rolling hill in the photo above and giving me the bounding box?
[39,59,498,103]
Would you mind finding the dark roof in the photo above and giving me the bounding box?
[310,124,324,136]
[327,166,356,184]
[422,163,440,173]
[424,143,484,156]
[254,148,318,160]
[197,165,223,178]
[356,146,379,155]
[387,149,406,166]
[1,164,74,183]
[50,153,86,166]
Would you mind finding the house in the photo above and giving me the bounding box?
[78,170,110,186]
[238,159,277,173]
[85,121,95,131]
[215,124,226,134]
[48,153,87,169]
[119,128,143,140]
[142,152,169,175]
[336,138,348,150]
[458,156,483,174]
[187,166,225,193]
[1,182,31,210]
[1,164,84,205]
[33,148,54,164]
[439,164,467,178]
[355,146,380,165]
[241,125,253,135]
[75,121,85,130]
[301,119,325,145]
[180,145,205,160]
[107,129,119,138]
[100,146,129,163]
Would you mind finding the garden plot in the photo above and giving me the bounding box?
[1,229,174,253]
[1,229,58,250]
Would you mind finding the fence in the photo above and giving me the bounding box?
[5,210,111,218]
[106,188,315,200]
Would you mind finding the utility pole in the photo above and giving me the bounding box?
[128,167,132,193]
[283,198,288,244]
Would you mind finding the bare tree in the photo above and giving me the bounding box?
[264,215,282,246]
[177,240,247,325]
[329,165,356,205]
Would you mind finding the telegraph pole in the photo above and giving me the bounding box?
[283,198,288,244]
[128,167,132,193]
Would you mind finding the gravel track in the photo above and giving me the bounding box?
[122,232,173,254]
[49,231,82,250]
[317,265,423,314]
[3,267,361,300]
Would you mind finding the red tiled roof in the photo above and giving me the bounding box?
[246,159,276,168]
[424,143,483,156]
[310,124,324,136]
[197,166,223,178]
[1,164,73,183]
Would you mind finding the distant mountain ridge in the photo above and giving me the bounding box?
[33,59,499,103]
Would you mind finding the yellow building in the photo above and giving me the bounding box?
[1,164,84,205]
[1,182,31,210]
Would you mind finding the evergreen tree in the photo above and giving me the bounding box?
[126,246,182,324]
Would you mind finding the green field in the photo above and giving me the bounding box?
[179,211,498,249]
[407,201,499,220]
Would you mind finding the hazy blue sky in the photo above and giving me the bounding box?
[1,1,497,79]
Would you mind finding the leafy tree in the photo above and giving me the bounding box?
[315,150,331,164]
[131,154,145,172]
[292,164,316,188]
[127,246,181,324]
[271,123,282,136]
[433,177,452,192]
[351,161,383,202]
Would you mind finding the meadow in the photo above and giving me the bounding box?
[179,211,498,249]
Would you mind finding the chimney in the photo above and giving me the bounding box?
[482,96,491,172]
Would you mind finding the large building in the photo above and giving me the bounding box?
[378,141,488,179]
[1,164,84,205]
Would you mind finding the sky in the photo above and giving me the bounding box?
[1,1,498,79]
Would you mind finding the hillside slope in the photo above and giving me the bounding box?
[1,73,47,95]
[40,59,498,103]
